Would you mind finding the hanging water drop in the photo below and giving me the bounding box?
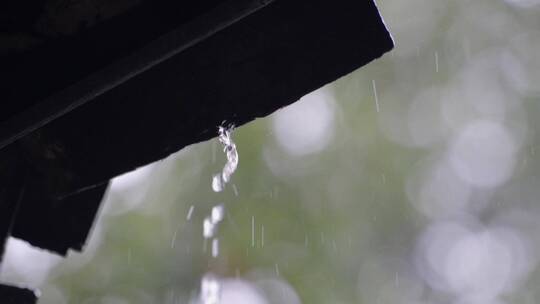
[217,126,239,186]
[200,125,239,304]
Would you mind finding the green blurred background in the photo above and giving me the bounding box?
[3,0,540,303]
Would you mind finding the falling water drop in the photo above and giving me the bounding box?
[212,125,239,192]
[212,174,224,192]
[171,221,183,249]
[211,205,224,224]
[203,205,224,240]
[251,216,255,248]
[212,238,219,258]
[201,274,221,304]
[200,125,239,304]
[204,217,215,239]
[435,51,439,73]
[186,205,195,220]
[372,80,380,113]
[261,225,265,248]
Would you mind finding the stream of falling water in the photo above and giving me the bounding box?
[200,125,238,304]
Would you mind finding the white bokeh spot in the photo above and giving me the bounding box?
[449,120,517,188]
[272,89,335,156]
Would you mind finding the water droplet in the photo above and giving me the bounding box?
[201,274,221,304]
[171,222,182,248]
[261,225,265,248]
[212,174,224,192]
[372,80,380,113]
[211,205,224,224]
[212,238,219,258]
[251,216,255,248]
[186,205,195,220]
[203,217,215,239]
[200,125,239,302]
[211,125,239,192]
[435,51,439,73]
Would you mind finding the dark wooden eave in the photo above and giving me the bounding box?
[0,284,37,304]
[0,0,393,259]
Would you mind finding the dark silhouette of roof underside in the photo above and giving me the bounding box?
[0,0,392,300]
